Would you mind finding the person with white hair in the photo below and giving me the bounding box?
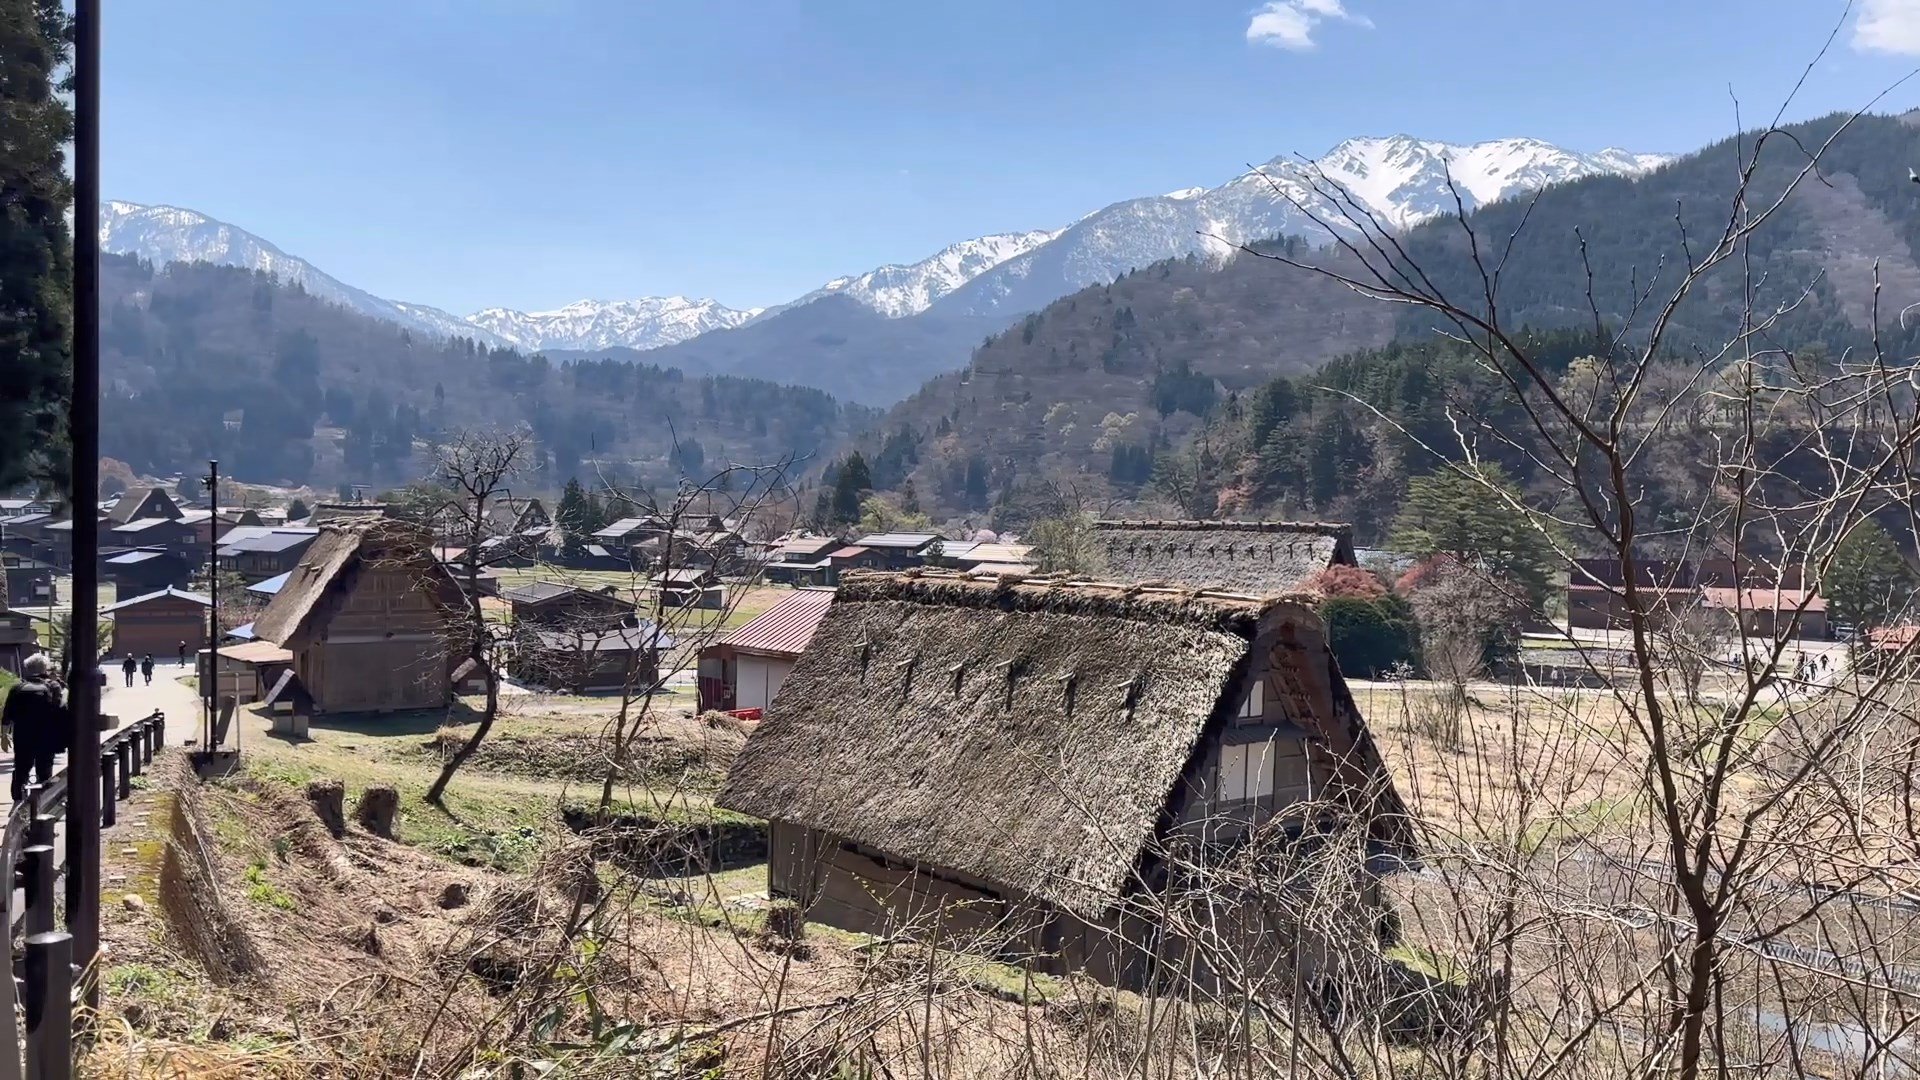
[3,653,67,802]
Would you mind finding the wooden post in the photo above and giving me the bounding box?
[21,846,54,937]
[115,742,131,798]
[23,931,72,1080]
[98,754,114,830]
[26,809,53,850]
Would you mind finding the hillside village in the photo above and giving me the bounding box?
[10,3,1920,1075]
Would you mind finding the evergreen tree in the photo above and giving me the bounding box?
[286,497,310,522]
[1389,466,1561,605]
[831,452,872,525]
[1825,521,1919,633]
[555,477,589,557]
[0,0,74,490]
[900,479,921,515]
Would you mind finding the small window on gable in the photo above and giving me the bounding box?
[1218,741,1277,802]
[1236,680,1264,720]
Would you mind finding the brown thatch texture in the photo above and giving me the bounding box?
[717,572,1281,918]
[1093,520,1354,596]
[252,520,443,645]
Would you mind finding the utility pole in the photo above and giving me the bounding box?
[203,460,219,753]
[66,0,105,1003]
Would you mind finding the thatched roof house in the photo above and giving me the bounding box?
[253,520,463,714]
[1093,520,1357,596]
[718,570,1413,987]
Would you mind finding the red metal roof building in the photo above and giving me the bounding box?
[697,588,836,713]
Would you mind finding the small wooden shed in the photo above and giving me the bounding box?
[251,520,464,714]
[103,586,210,659]
[717,571,1416,991]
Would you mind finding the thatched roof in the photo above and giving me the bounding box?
[718,570,1406,919]
[1093,520,1356,596]
[252,520,447,645]
[108,486,183,525]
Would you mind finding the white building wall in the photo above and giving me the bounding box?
[737,654,797,710]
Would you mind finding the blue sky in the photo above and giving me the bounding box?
[104,0,1920,315]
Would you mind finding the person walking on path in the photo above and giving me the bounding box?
[3,654,68,802]
[176,640,187,667]
[140,654,154,686]
[121,653,137,687]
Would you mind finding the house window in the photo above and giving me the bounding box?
[1236,681,1264,720]
[1218,741,1276,802]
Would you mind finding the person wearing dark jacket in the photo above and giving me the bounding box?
[121,653,136,687]
[4,654,67,802]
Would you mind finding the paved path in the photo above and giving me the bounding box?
[0,662,201,923]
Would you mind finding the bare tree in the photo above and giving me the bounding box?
[427,427,532,805]
[1205,48,1920,1075]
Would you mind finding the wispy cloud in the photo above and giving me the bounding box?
[1245,0,1372,51]
[1855,0,1920,54]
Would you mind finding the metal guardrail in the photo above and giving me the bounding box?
[0,710,165,1080]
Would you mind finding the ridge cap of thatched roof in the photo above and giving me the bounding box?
[1091,519,1353,540]
[835,569,1314,637]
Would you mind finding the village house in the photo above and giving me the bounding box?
[697,587,835,712]
[107,515,197,551]
[851,532,946,571]
[592,515,668,550]
[761,535,843,587]
[102,547,195,594]
[2,550,57,608]
[179,506,265,549]
[0,498,52,518]
[1094,520,1358,596]
[501,580,633,629]
[215,526,320,584]
[106,485,183,527]
[718,572,1416,990]
[823,544,887,581]
[251,520,465,714]
[657,566,724,609]
[516,623,674,694]
[937,540,1037,576]
[1701,586,1829,640]
[103,587,210,659]
[0,606,37,673]
[1565,556,1823,636]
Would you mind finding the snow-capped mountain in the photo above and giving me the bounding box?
[933,135,1669,318]
[99,201,507,347]
[466,296,763,352]
[775,229,1064,319]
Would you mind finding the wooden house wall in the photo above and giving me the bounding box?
[112,596,207,657]
[766,822,1332,993]
[1165,630,1338,840]
[297,563,456,713]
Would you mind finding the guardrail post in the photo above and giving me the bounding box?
[115,741,131,799]
[98,753,115,830]
[24,931,72,1080]
[142,719,155,764]
[26,806,53,850]
[21,845,54,938]
[153,712,165,753]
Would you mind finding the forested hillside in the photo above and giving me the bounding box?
[859,111,1920,524]
[99,255,874,490]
